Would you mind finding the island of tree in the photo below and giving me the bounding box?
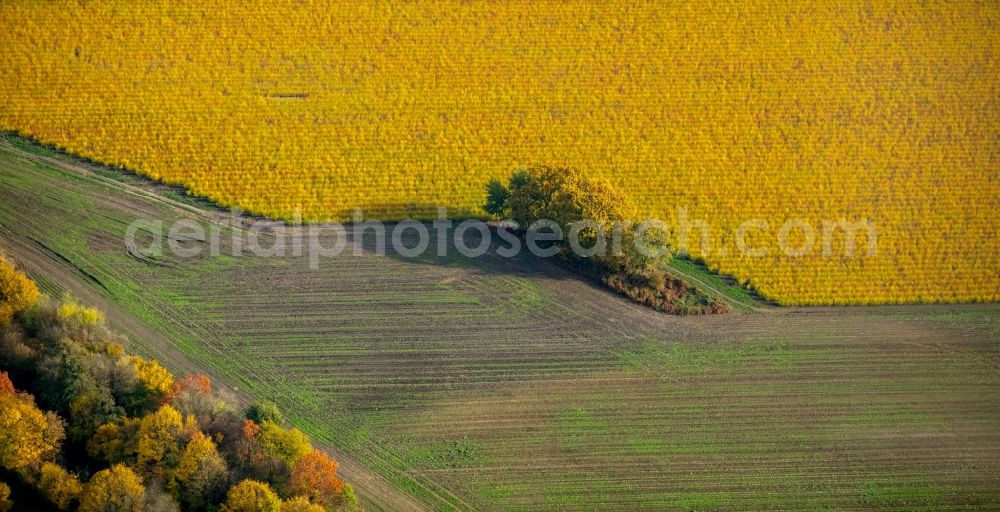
[486,166,726,315]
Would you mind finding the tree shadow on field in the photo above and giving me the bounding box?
[1,130,229,215]
[327,203,481,224]
[349,220,599,286]
[0,130,614,304]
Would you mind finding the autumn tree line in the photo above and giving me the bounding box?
[0,252,357,511]
[485,166,726,314]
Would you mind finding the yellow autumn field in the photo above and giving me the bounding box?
[0,0,996,304]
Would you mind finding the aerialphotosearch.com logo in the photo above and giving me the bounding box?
[124,207,877,269]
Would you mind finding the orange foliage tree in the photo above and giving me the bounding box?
[171,373,212,398]
[0,373,12,396]
[289,450,345,508]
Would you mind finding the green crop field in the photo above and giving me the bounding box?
[1,136,998,510]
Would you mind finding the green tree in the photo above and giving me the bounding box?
[342,483,359,509]
[258,421,311,466]
[497,166,673,271]
[624,219,674,271]
[245,401,284,425]
[501,166,632,259]
[67,382,122,442]
[483,179,509,217]
[505,167,634,239]
[35,339,124,442]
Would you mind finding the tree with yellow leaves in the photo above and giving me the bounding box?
[0,372,64,474]
[494,166,676,271]
[220,480,281,512]
[56,299,104,328]
[0,252,38,326]
[78,464,145,512]
[127,356,174,411]
[170,431,228,509]
[87,419,140,466]
[37,462,83,510]
[32,294,113,349]
[258,421,312,467]
[0,482,11,512]
[501,166,637,242]
[136,405,184,478]
[280,496,324,512]
[490,166,695,312]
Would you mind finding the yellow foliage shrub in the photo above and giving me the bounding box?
[56,300,104,328]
